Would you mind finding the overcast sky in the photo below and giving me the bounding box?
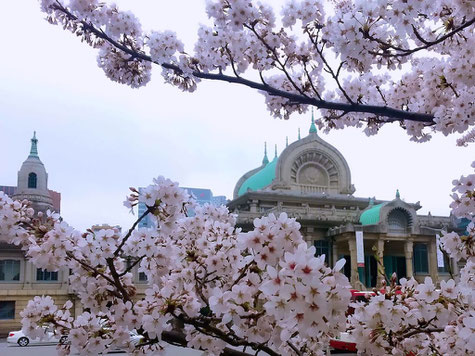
[0,1,473,231]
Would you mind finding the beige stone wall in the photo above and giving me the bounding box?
[0,290,72,337]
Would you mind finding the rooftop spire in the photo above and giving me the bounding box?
[29,131,39,158]
[396,189,400,199]
[262,142,269,165]
[309,108,317,134]
[298,128,301,140]
[274,144,278,158]
[286,136,289,147]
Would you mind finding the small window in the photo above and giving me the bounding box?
[314,240,330,265]
[138,272,148,282]
[36,268,58,281]
[414,244,429,274]
[0,260,20,281]
[28,172,37,188]
[0,301,15,320]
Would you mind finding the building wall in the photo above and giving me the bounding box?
[0,247,72,336]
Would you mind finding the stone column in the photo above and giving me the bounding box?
[348,239,360,288]
[250,200,258,213]
[404,240,414,279]
[428,238,439,284]
[375,239,385,288]
[23,260,33,289]
[73,297,82,318]
[61,267,69,290]
[332,242,338,268]
[452,258,459,279]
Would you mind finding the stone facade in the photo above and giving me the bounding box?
[228,124,462,290]
[0,134,71,337]
[0,134,149,337]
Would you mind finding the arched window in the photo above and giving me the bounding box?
[387,208,411,232]
[28,172,37,189]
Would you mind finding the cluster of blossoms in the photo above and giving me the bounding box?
[349,162,475,355]
[5,1,474,354]
[1,164,473,355]
[38,0,474,143]
[440,161,475,261]
[1,176,350,355]
[0,191,33,242]
[349,274,475,355]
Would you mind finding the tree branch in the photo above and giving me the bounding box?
[119,255,145,277]
[114,205,152,257]
[51,2,436,124]
[161,330,257,356]
[177,314,280,356]
[369,16,475,58]
[244,23,309,99]
[306,29,354,104]
[107,258,132,302]
[401,327,444,339]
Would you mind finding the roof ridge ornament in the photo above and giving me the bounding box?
[298,128,301,140]
[29,131,39,158]
[396,189,400,199]
[286,136,289,147]
[262,142,269,165]
[309,108,317,134]
[274,144,278,158]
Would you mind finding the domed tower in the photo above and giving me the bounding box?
[233,112,355,198]
[273,112,355,195]
[233,142,273,199]
[13,132,53,214]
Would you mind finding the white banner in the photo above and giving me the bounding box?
[355,231,365,267]
[436,234,445,268]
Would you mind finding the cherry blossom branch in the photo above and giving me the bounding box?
[305,29,354,104]
[66,252,117,286]
[401,327,444,339]
[114,205,152,256]
[244,24,308,98]
[225,46,241,79]
[231,261,256,288]
[119,255,145,277]
[50,3,436,125]
[368,16,475,58]
[161,330,256,356]
[286,341,302,356]
[302,62,322,100]
[106,258,132,301]
[177,313,280,356]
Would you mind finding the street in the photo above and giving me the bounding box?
[1,341,357,355]
[0,342,204,356]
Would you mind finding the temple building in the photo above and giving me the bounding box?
[228,116,462,290]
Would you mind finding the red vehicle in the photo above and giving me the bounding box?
[329,290,373,353]
[329,289,410,354]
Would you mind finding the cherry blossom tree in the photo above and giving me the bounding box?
[0,0,473,355]
[0,179,352,356]
[0,164,473,355]
[38,0,474,143]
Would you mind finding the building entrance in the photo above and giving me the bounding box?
[341,255,378,289]
[383,255,407,281]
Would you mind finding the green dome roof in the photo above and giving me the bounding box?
[238,156,278,196]
[359,203,387,225]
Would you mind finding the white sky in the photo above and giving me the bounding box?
[0,1,473,231]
